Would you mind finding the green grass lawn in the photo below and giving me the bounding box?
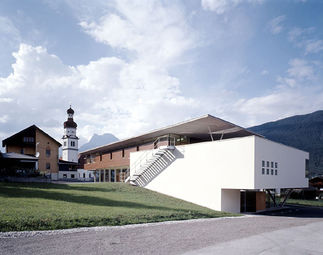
[282,198,323,207]
[0,182,238,232]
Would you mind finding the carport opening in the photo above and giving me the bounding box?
[240,190,266,213]
[241,189,296,213]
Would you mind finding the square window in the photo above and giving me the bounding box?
[262,161,265,167]
[271,169,274,175]
[267,161,269,167]
[275,170,278,175]
[271,162,274,168]
[262,168,265,174]
[267,169,269,175]
[71,174,75,178]
[63,174,67,178]
[275,162,278,168]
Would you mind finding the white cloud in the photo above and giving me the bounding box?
[287,27,323,55]
[276,76,297,88]
[275,58,315,88]
[267,15,286,35]
[0,115,8,123]
[0,98,13,103]
[261,70,268,75]
[0,16,20,38]
[287,58,314,80]
[201,0,264,14]
[288,27,304,42]
[304,39,323,55]
[80,0,197,65]
[229,84,323,127]
[0,43,199,144]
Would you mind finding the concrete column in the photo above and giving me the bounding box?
[99,169,101,182]
[109,168,111,182]
[94,171,96,182]
[104,169,106,183]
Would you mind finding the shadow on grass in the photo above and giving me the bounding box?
[0,183,195,213]
[0,182,122,192]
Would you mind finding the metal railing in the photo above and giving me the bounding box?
[125,135,175,182]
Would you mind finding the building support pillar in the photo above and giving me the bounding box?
[104,169,106,183]
[266,189,277,207]
[99,169,101,182]
[281,189,293,207]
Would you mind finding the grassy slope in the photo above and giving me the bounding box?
[0,182,238,232]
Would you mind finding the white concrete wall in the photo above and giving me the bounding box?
[130,136,256,212]
[221,189,241,213]
[254,136,308,190]
[130,136,309,213]
[59,171,78,179]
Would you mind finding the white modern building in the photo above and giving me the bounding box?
[82,114,309,213]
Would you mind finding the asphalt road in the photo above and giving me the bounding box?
[1,206,323,255]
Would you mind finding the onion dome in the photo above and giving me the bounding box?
[64,120,77,128]
[64,106,77,128]
[67,107,74,114]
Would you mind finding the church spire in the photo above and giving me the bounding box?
[62,105,79,162]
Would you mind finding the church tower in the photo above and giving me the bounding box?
[62,106,79,162]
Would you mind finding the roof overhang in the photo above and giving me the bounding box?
[2,152,38,162]
[59,160,79,166]
[81,114,263,155]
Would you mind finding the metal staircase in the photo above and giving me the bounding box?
[125,136,175,187]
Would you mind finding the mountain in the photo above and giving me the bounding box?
[248,110,323,178]
[79,133,119,152]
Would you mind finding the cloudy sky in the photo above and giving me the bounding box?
[1,0,323,149]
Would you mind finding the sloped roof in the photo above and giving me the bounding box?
[81,114,262,155]
[2,152,38,161]
[2,125,62,147]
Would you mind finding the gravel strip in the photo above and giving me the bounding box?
[0,215,252,239]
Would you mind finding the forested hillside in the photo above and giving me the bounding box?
[248,110,323,178]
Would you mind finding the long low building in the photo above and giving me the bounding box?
[79,114,309,213]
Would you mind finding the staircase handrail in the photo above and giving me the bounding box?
[125,135,175,181]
